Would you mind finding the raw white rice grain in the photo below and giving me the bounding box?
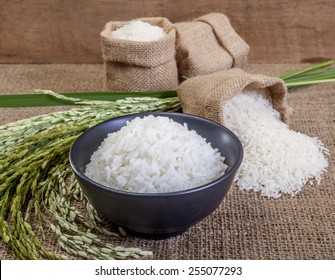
[223,91,329,198]
[111,20,166,42]
[85,115,227,193]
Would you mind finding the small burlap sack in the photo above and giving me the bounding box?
[101,17,178,92]
[175,13,250,81]
[177,68,292,125]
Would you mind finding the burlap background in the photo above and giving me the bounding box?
[101,17,178,92]
[0,64,334,259]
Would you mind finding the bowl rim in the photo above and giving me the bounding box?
[69,111,243,198]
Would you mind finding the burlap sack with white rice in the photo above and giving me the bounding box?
[175,13,250,81]
[101,17,178,92]
[177,68,292,124]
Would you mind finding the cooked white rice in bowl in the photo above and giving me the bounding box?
[85,115,228,193]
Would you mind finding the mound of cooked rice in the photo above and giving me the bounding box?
[85,115,227,193]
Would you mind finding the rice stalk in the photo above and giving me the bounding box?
[0,97,179,259]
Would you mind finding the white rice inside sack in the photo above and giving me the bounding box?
[223,91,329,198]
[85,115,228,193]
[111,20,166,42]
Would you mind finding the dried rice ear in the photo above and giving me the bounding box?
[101,17,178,92]
[177,68,292,125]
[175,13,250,82]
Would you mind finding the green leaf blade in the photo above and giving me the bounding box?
[0,91,178,108]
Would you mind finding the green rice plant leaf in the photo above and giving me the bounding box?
[0,90,178,108]
[278,60,334,80]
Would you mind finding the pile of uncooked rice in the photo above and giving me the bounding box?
[223,91,329,198]
[85,115,227,193]
[111,20,166,41]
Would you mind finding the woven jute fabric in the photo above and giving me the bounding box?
[175,13,250,81]
[101,17,178,92]
[177,68,291,125]
[0,64,334,260]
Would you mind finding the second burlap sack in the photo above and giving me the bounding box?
[177,68,292,125]
[101,17,178,92]
[175,13,250,81]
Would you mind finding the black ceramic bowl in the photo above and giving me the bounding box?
[69,112,243,235]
